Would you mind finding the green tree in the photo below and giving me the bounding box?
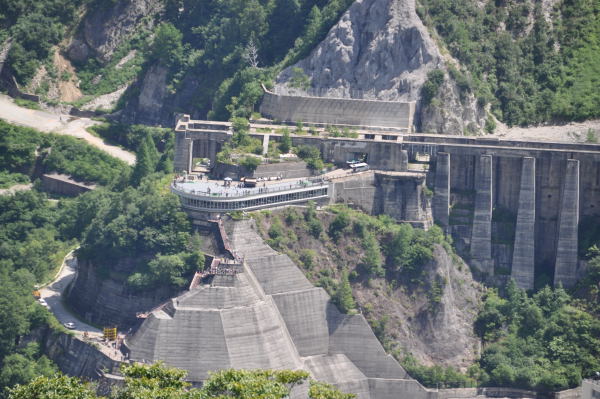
[421,69,445,105]
[361,232,384,277]
[334,270,356,313]
[240,156,261,172]
[231,117,251,147]
[149,23,184,68]
[329,210,351,242]
[8,375,98,399]
[130,140,155,186]
[279,130,292,153]
[290,67,311,90]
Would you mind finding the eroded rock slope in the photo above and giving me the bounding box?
[276,0,486,134]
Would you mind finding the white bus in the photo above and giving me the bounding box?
[350,162,369,172]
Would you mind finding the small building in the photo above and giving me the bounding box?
[41,173,96,196]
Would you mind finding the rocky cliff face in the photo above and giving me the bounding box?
[68,0,163,64]
[409,245,482,367]
[351,244,482,369]
[255,211,483,369]
[275,0,486,134]
[67,258,175,328]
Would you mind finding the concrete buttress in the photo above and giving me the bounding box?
[554,159,580,288]
[433,152,450,230]
[470,154,493,274]
[511,157,536,290]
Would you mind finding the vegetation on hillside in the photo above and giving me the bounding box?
[0,0,87,84]
[75,175,203,290]
[0,120,193,396]
[472,281,600,391]
[7,363,355,399]
[418,0,600,125]
[255,204,600,391]
[3,0,358,119]
[0,120,129,185]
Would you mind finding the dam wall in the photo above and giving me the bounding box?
[260,88,415,131]
[432,148,599,289]
[174,118,600,288]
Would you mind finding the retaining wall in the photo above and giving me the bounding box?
[41,174,96,196]
[260,88,415,130]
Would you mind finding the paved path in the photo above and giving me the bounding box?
[39,252,129,362]
[39,252,101,335]
[0,94,135,165]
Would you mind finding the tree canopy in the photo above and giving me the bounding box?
[8,364,355,399]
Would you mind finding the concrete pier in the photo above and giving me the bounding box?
[470,154,493,274]
[433,152,450,230]
[511,157,536,290]
[554,159,580,288]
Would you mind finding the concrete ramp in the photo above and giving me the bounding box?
[127,309,231,382]
[127,219,430,399]
[246,253,314,295]
[221,301,302,370]
[272,288,330,356]
[304,354,371,399]
[229,220,313,295]
[178,274,261,309]
[327,307,409,380]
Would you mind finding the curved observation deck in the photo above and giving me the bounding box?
[171,178,330,213]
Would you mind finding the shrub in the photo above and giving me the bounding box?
[240,156,262,172]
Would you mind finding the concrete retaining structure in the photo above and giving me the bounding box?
[470,155,493,274]
[41,173,96,196]
[581,379,599,399]
[260,87,415,131]
[175,118,600,288]
[212,160,312,180]
[511,157,536,290]
[433,152,450,230]
[554,159,580,288]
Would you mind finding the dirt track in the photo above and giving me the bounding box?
[0,94,135,165]
[492,119,600,143]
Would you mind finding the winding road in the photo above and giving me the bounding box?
[0,94,135,165]
[39,251,100,335]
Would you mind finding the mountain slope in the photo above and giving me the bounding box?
[274,0,488,134]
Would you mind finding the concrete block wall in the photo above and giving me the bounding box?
[470,155,494,274]
[511,157,536,290]
[376,173,428,223]
[260,89,415,130]
[554,159,580,288]
[433,149,589,289]
[433,153,450,229]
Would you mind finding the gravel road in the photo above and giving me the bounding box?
[0,94,135,165]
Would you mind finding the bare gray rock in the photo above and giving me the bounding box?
[412,245,482,368]
[276,0,486,134]
[68,0,163,63]
[135,64,169,123]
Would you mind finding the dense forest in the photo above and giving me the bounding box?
[7,363,355,399]
[418,0,600,125]
[1,0,356,121]
[2,0,599,126]
[0,120,197,396]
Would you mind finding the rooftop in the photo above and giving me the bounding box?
[172,177,328,199]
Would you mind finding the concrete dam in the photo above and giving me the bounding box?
[174,116,600,290]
